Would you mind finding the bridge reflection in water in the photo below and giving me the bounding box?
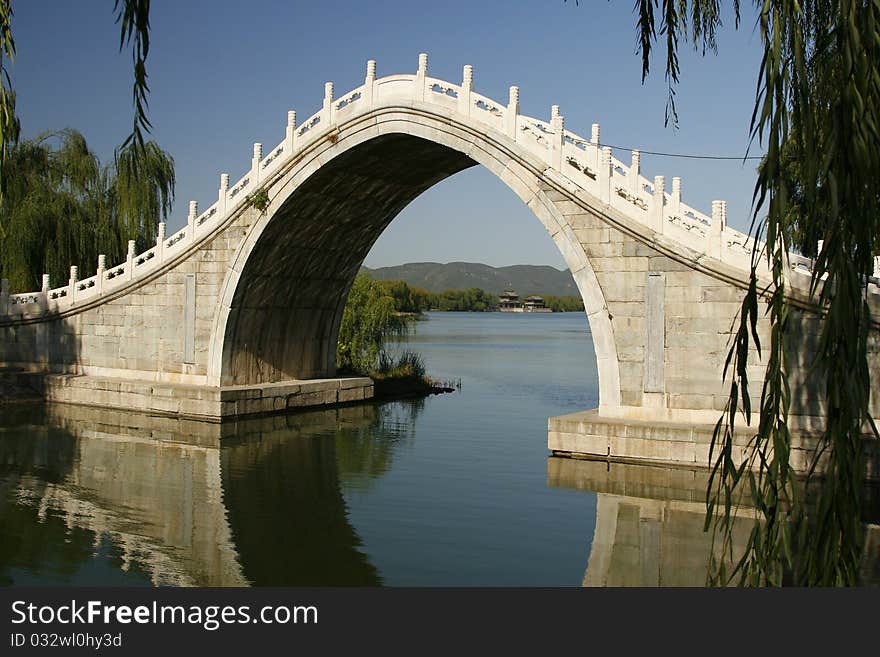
[548,457,880,586]
[0,402,419,586]
[3,401,877,586]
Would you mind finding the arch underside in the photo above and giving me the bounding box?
[222,134,476,385]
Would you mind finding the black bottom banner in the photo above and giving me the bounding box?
[0,587,872,653]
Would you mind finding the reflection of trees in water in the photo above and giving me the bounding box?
[334,399,425,491]
[221,400,426,585]
[0,404,155,585]
[220,404,417,586]
[0,399,425,586]
[0,405,74,483]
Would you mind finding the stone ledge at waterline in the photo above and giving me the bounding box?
[24,373,374,421]
[548,409,880,481]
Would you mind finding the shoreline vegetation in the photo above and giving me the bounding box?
[336,273,579,402]
[336,273,460,402]
[371,277,585,314]
[339,272,584,403]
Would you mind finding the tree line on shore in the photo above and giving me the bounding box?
[374,278,584,313]
[336,272,584,381]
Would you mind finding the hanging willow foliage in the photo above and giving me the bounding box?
[630,1,879,585]
[114,139,175,252]
[113,0,152,152]
[0,0,19,219]
[0,0,153,226]
[0,129,174,292]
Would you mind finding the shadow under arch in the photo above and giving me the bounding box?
[210,117,619,409]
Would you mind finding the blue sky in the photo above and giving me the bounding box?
[11,1,765,269]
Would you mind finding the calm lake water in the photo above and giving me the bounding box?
[2,312,878,586]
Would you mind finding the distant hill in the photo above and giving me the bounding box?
[361,262,578,297]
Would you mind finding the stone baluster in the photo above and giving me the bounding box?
[670,177,681,219]
[550,105,565,170]
[126,240,136,281]
[590,123,601,174]
[188,200,198,242]
[628,150,641,196]
[252,142,263,184]
[68,266,78,303]
[652,175,665,233]
[599,147,612,204]
[874,255,880,279]
[550,105,565,173]
[459,64,473,117]
[219,173,230,213]
[710,200,725,258]
[40,274,50,309]
[97,255,106,294]
[324,82,335,125]
[286,110,297,154]
[506,86,519,139]
[364,59,376,105]
[0,278,8,315]
[157,222,166,262]
[414,53,428,102]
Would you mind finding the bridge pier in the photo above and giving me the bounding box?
[548,406,880,480]
[28,373,373,421]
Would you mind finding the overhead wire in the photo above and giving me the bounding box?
[599,143,762,161]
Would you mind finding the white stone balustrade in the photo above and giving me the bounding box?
[2,52,869,320]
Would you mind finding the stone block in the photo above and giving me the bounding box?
[548,430,608,456]
[339,386,365,403]
[607,301,645,318]
[701,286,745,303]
[667,393,717,410]
[593,257,649,272]
[648,256,696,273]
[623,241,659,258]
[583,242,624,258]
[574,227,610,244]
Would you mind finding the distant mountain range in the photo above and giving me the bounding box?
[361,262,578,297]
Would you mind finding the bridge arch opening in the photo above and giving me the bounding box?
[212,121,620,409]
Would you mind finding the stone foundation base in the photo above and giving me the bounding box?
[27,373,373,421]
[548,408,880,481]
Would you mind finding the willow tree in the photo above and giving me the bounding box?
[0,1,19,215]
[336,273,410,375]
[0,0,170,290]
[0,0,152,227]
[627,1,880,585]
[0,129,174,291]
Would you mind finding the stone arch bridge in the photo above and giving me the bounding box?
[2,55,878,471]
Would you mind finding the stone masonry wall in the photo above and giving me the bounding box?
[0,208,261,385]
